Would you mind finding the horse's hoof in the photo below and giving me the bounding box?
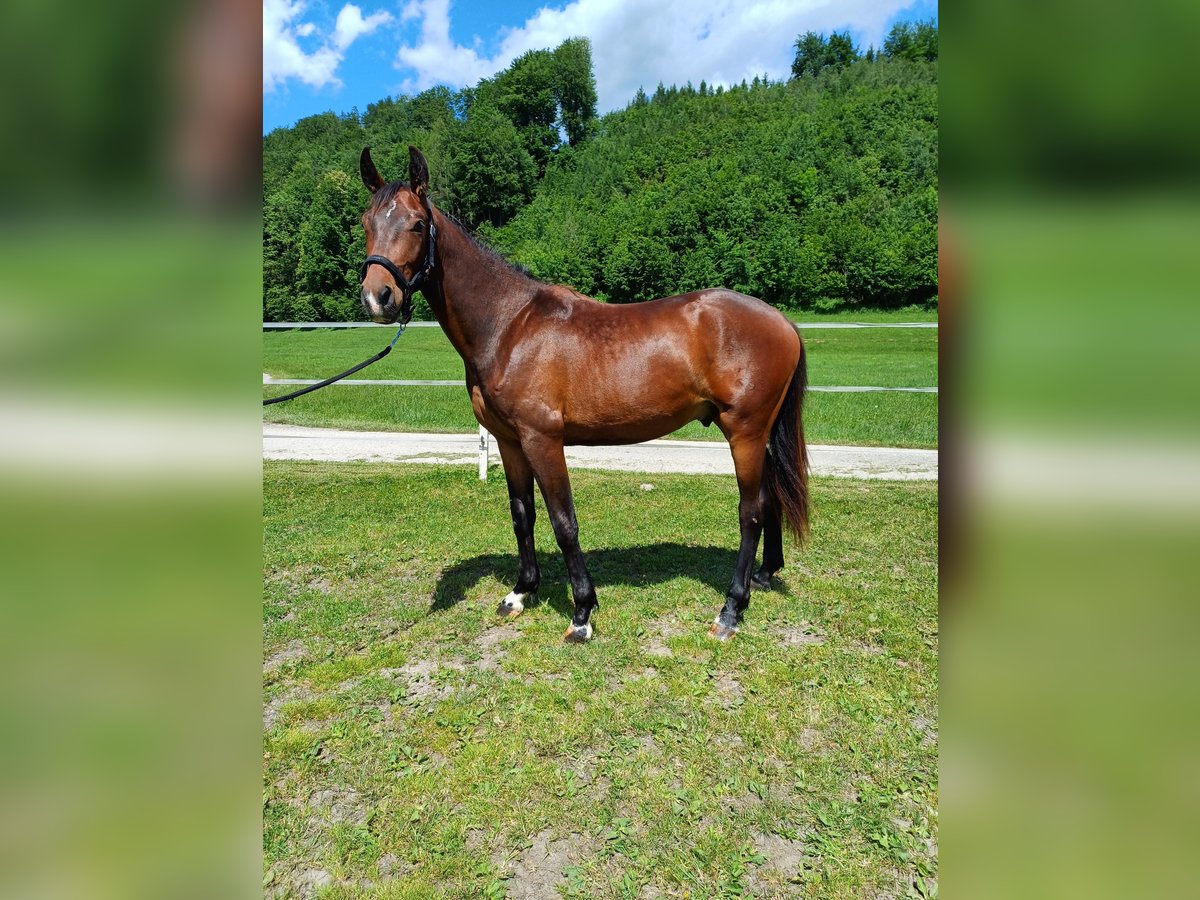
[750,569,775,590]
[709,620,738,641]
[496,591,528,618]
[563,623,593,643]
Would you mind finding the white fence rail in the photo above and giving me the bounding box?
[264,319,937,480]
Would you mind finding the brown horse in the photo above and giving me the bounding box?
[359,146,809,642]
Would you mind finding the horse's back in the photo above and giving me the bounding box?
[541,285,796,343]
[523,284,801,388]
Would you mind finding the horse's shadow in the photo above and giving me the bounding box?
[430,543,739,621]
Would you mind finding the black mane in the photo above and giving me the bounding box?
[449,214,532,278]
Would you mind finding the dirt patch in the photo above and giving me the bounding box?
[384,658,463,704]
[714,732,744,751]
[465,829,487,853]
[309,788,367,826]
[264,639,308,672]
[912,714,937,747]
[263,685,314,730]
[500,829,584,899]
[724,796,763,816]
[797,727,821,752]
[558,748,598,787]
[633,734,659,755]
[376,852,408,878]
[291,867,335,898]
[524,671,568,686]
[773,622,825,649]
[560,749,611,801]
[476,627,520,650]
[474,626,520,674]
[892,816,938,860]
[745,831,808,897]
[265,566,336,600]
[711,672,744,709]
[643,615,686,658]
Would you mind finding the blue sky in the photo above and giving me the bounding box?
[264,0,938,133]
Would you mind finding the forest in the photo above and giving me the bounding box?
[262,23,938,321]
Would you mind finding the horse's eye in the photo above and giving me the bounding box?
[412,221,425,232]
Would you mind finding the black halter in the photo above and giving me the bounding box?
[359,198,438,325]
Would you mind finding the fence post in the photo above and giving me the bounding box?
[478,426,489,481]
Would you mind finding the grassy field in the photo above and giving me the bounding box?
[264,462,938,898]
[263,317,938,448]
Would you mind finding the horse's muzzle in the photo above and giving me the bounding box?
[362,285,413,325]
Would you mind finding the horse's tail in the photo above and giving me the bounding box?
[764,339,810,542]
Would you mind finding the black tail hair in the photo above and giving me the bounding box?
[763,340,810,541]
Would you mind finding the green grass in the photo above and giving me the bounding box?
[263,324,938,448]
[787,306,938,324]
[264,462,937,899]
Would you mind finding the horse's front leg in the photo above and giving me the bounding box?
[495,439,539,618]
[520,432,597,643]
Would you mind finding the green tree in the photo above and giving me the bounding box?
[791,31,828,78]
[451,107,537,228]
[791,30,860,78]
[553,37,598,145]
[826,31,861,70]
[295,169,363,320]
[884,20,938,62]
[477,49,558,174]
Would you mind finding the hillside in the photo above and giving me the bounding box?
[490,60,937,310]
[262,33,937,319]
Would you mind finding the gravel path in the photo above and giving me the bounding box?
[264,424,937,481]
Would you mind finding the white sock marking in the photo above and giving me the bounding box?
[501,591,525,613]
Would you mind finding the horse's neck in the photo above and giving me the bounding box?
[425,211,533,374]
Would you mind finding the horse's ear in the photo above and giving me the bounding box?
[408,146,429,200]
[360,147,384,194]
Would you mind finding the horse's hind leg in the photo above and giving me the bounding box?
[712,435,769,640]
[496,439,539,618]
[752,473,783,588]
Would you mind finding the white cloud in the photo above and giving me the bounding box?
[399,0,422,24]
[395,0,496,93]
[395,0,918,110]
[264,0,392,92]
[333,5,394,53]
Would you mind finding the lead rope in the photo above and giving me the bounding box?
[263,323,406,406]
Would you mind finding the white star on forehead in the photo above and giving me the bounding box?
[385,198,397,219]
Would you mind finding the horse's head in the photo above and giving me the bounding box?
[358,145,436,324]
